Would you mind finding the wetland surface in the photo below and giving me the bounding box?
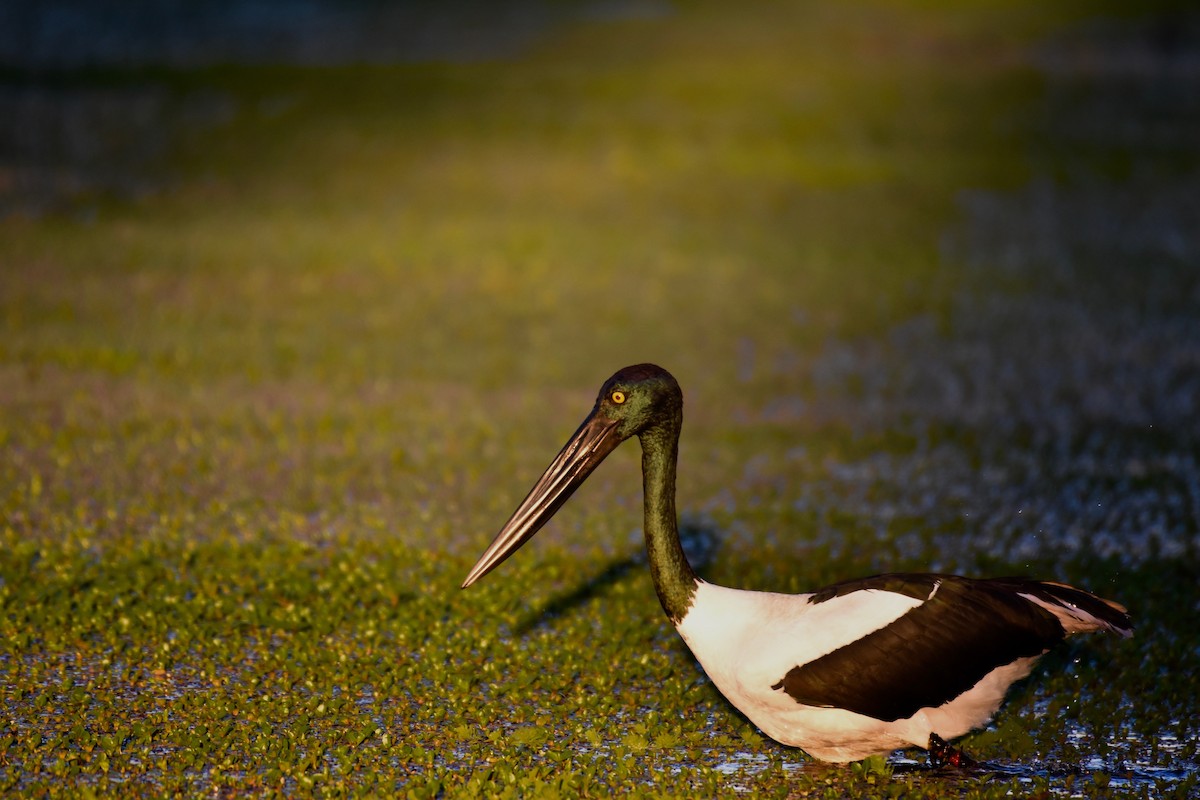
[2,1,1198,797]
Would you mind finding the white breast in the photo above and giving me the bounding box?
[676,580,926,685]
[674,580,1033,762]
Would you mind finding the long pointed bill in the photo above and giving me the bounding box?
[461,410,623,588]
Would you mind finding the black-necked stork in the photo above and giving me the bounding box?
[461,364,1132,764]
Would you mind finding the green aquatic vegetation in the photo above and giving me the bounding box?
[4,532,1188,797]
[3,0,1199,796]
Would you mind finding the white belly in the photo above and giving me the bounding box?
[675,581,1038,762]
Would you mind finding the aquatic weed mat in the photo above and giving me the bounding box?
[0,534,1195,797]
[4,0,1200,797]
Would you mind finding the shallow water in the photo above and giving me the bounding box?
[712,721,1200,798]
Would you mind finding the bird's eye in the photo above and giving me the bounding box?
[611,391,626,404]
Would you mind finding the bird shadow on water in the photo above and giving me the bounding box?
[514,556,641,635]
[513,515,723,635]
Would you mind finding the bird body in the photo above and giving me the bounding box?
[676,575,1124,762]
[462,364,1132,763]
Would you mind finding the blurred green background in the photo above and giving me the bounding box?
[2,0,1197,796]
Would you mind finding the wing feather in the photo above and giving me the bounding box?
[772,575,1084,721]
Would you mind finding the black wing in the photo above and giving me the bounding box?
[772,574,1072,722]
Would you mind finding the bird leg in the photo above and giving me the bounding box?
[927,733,977,769]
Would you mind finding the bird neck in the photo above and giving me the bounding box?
[639,420,698,625]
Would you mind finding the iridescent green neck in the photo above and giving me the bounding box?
[638,418,698,625]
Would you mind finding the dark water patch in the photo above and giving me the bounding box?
[0,0,673,69]
[0,82,234,217]
[0,0,674,216]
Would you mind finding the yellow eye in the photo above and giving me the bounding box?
[611,391,626,404]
